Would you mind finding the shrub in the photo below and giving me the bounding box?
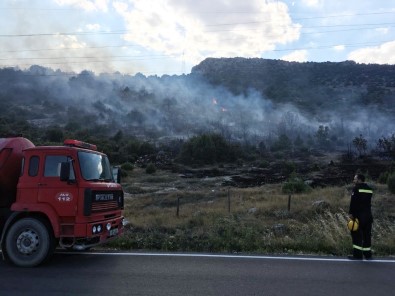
[258,160,269,168]
[120,169,128,178]
[388,173,395,194]
[282,161,296,175]
[282,173,311,194]
[271,134,292,152]
[121,162,134,171]
[45,127,64,142]
[178,133,239,165]
[146,163,157,174]
[282,180,309,194]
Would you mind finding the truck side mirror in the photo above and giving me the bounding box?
[60,162,71,182]
[112,167,121,183]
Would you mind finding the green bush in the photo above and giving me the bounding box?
[282,161,296,175]
[282,180,309,194]
[178,133,239,165]
[282,173,311,194]
[388,173,395,194]
[271,134,292,152]
[121,162,134,171]
[120,169,128,178]
[146,163,157,174]
[258,160,269,168]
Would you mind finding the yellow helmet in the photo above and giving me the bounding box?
[347,218,359,231]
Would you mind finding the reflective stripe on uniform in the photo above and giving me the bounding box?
[358,189,373,194]
[353,245,371,251]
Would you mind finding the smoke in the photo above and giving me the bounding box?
[0,64,393,151]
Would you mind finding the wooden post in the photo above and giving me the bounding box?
[176,197,180,217]
[288,194,292,212]
[228,188,231,213]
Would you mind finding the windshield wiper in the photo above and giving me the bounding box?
[87,178,113,182]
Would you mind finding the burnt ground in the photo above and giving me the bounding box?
[134,150,393,189]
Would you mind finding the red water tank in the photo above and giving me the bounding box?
[0,137,35,208]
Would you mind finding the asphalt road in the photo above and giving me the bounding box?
[0,252,394,296]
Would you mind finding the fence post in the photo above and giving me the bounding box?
[288,194,292,212]
[228,188,231,213]
[176,196,180,217]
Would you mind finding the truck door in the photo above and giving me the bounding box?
[38,155,78,217]
[15,155,41,205]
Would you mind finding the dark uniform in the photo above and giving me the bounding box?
[349,182,373,259]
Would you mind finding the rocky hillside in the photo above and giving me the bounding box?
[191,58,395,116]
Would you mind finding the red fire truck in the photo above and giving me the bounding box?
[0,137,125,267]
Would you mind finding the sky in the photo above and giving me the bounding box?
[1,0,395,75]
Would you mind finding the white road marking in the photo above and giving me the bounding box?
[54,251,395,263]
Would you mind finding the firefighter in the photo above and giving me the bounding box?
[348,173,373,260]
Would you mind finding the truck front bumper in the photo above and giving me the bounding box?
[60,216,125,250]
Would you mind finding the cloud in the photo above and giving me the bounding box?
[301,0,321,7]
[54,0,110,12]
[57,35,86,49]
[113,0,301,64]
[333,45,345,51]
[86,23,102,31]
[281,50,308,62]
[348,40,395,64]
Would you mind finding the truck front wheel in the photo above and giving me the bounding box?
[5,218,54,267]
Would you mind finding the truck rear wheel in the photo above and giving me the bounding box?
[5,217,55,267]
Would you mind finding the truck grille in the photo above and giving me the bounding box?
[92,201,119,212]
[84,189,124,216]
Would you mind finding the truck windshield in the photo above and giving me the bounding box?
[78,151,112,181]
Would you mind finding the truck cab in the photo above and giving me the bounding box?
[0,137,124,267]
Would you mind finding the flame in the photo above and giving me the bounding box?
[212,97,227,112]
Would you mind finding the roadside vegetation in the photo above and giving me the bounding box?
[105,167,395,258]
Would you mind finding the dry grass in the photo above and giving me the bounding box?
[108,168,395,257]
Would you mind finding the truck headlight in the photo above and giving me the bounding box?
[92,226,97,234]
[122,218,129,227]
[106,223,111,231]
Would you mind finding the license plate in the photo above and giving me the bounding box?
[109,228,118,236]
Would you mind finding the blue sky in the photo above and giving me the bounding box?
[1,0,394,75]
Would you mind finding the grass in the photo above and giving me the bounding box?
[105,168,395,258]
